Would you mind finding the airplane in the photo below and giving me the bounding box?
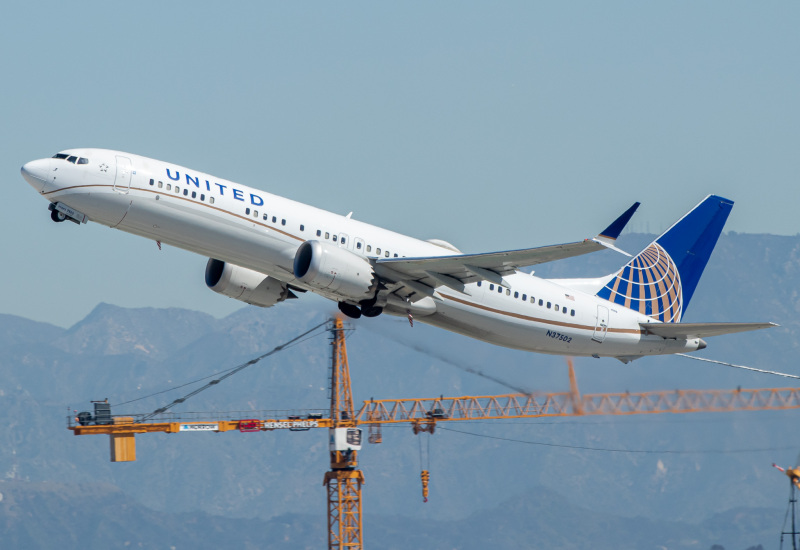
[21,149,775,362]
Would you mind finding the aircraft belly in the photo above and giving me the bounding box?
[429,296,678,358]
[115,196,298,276]
[50,191,129,227]
[428,298,571,353]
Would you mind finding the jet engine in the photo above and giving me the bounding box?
[293,240,378,301]
[205,259,292,307]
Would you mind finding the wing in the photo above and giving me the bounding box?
[373,202,640,299]
[639,322,778,339]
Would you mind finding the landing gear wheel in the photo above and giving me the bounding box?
[50,209,66,223]
[338,302,362,319]
[361,306,384,318]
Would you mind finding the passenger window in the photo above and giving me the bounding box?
[489,284,494,291]
[367,245,372,252]
[149,179,154,186]
[252,210,257,217]
[246,208,251,215]
[498,286,502,293]
[67,156,77,164]
[522,294,526,301]
[341,237,346,245]
[506,289,510,296]
[356,242,362,249]
[316,230,322,236]
[200,194,205,201]
[555,305,559,312]
[385,250,390,257]
[333,235,338,242]
[272,216,277,223]
[281,219,286,226]
[300,224,304,231]
[183,189,188,196]
[477,281,482,287]
[264,213,269,220]
[210,197,215,204]
[166,184,172,191]
[514,291,519,298]
[192,191,197,199]
[325,232,330,239]
[571,309,575,316]
[175,186,180,193]
[538,299,543,306]
[376,248,381,255]
[158,181,163,188]
[547,302,551,309]
[394,253,398,257]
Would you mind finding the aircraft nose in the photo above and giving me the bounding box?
[21,159,50,191]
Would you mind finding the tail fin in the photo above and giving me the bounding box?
[595,195,733,322]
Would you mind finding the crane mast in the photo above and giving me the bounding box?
[324,317,364,550]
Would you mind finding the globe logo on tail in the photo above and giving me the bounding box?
[598,243,683,323]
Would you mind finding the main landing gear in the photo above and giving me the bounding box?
[338,302,362,319]
[337,300,384,320]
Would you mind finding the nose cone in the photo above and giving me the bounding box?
[21,159,50,191]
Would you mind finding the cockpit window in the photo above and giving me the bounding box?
[51,153,88,164]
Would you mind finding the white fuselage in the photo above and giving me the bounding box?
[22,149,703,359]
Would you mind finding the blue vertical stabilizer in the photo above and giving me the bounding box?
[596,195,733,322]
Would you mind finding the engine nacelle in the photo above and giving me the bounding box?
[293,240,377,301]
[205,259,291,308]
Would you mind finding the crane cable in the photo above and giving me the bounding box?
[135,320,328,422]
[676,353,800,380]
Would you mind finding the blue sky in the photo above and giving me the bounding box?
[3,2,799,327]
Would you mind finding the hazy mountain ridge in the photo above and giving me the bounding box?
[1,232,798,548]
[0,480,781,550]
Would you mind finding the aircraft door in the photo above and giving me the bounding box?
[592,305,609,343]
[113,156,132,194]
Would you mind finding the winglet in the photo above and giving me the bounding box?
[592,202,640,256]
[597,202,640,243]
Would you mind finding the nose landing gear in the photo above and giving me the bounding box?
[47,202,88,225]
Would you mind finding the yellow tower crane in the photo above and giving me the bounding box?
[69,318,800,549]
[324,318,365,550]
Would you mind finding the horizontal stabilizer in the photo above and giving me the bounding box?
[640,322,778,339]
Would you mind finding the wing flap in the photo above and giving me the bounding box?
[640,322,778,339]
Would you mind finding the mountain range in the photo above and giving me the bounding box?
[2,232,799,549]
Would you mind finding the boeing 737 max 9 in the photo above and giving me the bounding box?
[21,149,775,362]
